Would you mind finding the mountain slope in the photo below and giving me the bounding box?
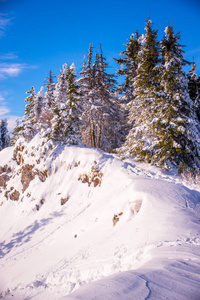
[0,135,200,299]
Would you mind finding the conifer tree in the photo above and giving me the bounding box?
[79,45,121,151]
[51,64,69,141]
[38,71,55,132]
[115,31,142,141]
[154,26,200,170]
[45,70,55,109]
[11,119,22,145]
[63,63,82,144]
[21,86,38,140]
[0,118,9,150]
[51,63,82,144]
[187,62,200,122]
[35,86,45,128]
[94,45,121,150]
[115,30,141,101]
[121,19,161,161]
[78,44,96,147]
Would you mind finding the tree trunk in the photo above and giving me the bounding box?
[90,118,95,148]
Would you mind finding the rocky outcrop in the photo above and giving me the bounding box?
[0,165,12,174]
[21,164,35,192]
[13,145,25,165]
[10,189,20,201]
[0,164,12,189]
[36,169,48,182]
[78,162,103,187]
[0,174,11,189]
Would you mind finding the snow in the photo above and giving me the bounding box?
[0,135,200,299]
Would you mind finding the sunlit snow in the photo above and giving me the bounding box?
[0,135,200,299]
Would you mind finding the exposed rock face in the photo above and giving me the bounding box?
[36,169,47,182]
[10,190,20,201]
[0,174,11,189]
[78,162,103,187]
[0,165,11,174]
[13,145,25,165]
[21,164,35,192]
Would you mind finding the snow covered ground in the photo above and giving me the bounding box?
[0,135,200,299]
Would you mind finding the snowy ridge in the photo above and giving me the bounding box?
[0,135,200,299]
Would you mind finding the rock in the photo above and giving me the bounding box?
[10,190,20,201]
[13,145,25,165]
[4,190,9,199]
[93,177,101,187]
[36,170,47,182]
[21,164,35,192]
[61,196,69,205]
[0,174,11,188]
[78,169,103,187]
[0,165,11,174]
[112,212,123,226]
[113,214,119,226]
[78,174,89,184]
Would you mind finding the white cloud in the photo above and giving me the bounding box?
[0,63,25,78]
[0,105,10,116]
[0,13,10,38]
[0,62,38,79]
[0,53,18,60]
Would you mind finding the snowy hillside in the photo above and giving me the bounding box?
[0,135,200,299]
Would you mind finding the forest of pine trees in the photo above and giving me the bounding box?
[10,19,200,172]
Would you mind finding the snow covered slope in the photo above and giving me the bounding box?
[0,135,200,299]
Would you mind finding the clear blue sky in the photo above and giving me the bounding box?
[0,0,200,131]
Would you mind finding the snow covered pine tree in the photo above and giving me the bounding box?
[79,44,121,151]
[51,63,82,145]
[121,19,161,162]
[156,25,200,170]
[0,118,9,150]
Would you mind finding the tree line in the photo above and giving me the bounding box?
[11,19,200,171]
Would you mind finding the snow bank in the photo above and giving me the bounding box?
[0,136,200,299]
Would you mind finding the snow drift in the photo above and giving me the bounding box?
[0,135,200,299]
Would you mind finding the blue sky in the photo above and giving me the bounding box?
[0,0,200,131]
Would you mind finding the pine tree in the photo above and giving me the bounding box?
[154,25,200,170]
[79,45,121,151]
[21,86,38,140]
[10,119,22,145]
[51,63,82,144]
[115,30,142,141]
[37,71,55,133]
[94,45,121,150]
[44,70,55,109]
[121,19,161,161]
[78,44,97,147]
[187,61,200,122]
[51,64,69,141]
[0,118,9,150]
[35,86,45,129]
[63,63,82,144]
[115,30,141,100]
